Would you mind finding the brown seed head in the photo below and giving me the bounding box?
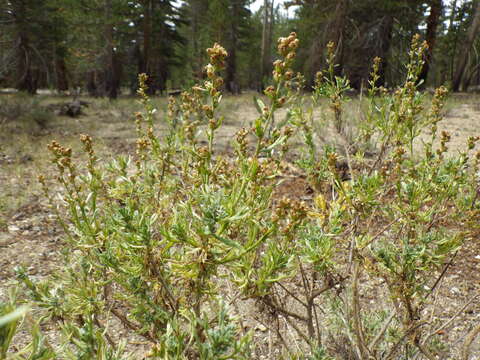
[207,43,228,68]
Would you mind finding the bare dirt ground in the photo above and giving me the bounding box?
[0,92,479,357]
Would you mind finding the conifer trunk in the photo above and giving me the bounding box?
[329,0,348,76]
[13,0,37,94]
[377,15,393,87]
[226,0,240,94]
[139,0,153,92]
[104,0,118,99]
[260,0,274,89]
[418,0,443,86]
[453,0,480,91]
[55,56,69,92]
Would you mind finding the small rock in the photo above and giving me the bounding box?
[8,225,20,232]
[255,324,267,332]
[12,212,25,221]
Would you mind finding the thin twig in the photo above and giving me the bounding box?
[277,281,308,308]
[426,250,458,300]
[416,341,438,360]
[283,313,311,346]
[313,299,322,346]
[93,314,116,348]
[298,261,311,294]
[424,295,479,345]
[261,296,308,322]
[257,317,293,358]
[351,261,370,358]
[309,276,346,300]
[336,303,363,360]
[343,141,355,182]
[462,321,480,360]
[110,307,155,342]
[385,321,428,360]
[362,218,398,248]
[369,311,395,353]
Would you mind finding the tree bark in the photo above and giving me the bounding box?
[190,0,208,79]
[139,0,154,93]
[453,0,480,91]
[448,0,458,82]
[13,0,37,94]
[16,34,37,94]
[260,0,274,89]
[104,0,119,99]
[377,15,394,87]
[418,0,443,86]
[328,0,348,77]
[55,56,69,92]
[226,0,240,94]
[87,71,98,97]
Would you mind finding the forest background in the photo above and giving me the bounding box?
[2,0,480,98]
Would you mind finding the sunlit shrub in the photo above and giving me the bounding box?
[6,34,480,359]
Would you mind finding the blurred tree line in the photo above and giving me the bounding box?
[1,0,480,98]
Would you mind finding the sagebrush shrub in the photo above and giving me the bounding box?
[3,33,480,359]
[0,93,52,129]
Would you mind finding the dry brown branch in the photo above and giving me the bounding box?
[462,321,480,360]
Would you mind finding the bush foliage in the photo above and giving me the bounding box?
[0,93,52,128]
[3,34,480,359]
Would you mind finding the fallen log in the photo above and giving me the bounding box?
[167,89,183,97]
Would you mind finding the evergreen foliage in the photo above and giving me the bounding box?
[2,1,480,93]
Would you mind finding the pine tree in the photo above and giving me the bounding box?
[453,0,480,91]
[260,0,275,89]
[418,0,443,86]
[294,0,426,88]
[129,0,187,93]
[1,0,68,93]
[205,0,252,93]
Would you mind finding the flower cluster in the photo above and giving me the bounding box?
[428,86,448,133]
[206,43,228,69]
[203,43,228,130]
[273,32,299,83]
[47,140,74,176]
[272,197,309,235]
